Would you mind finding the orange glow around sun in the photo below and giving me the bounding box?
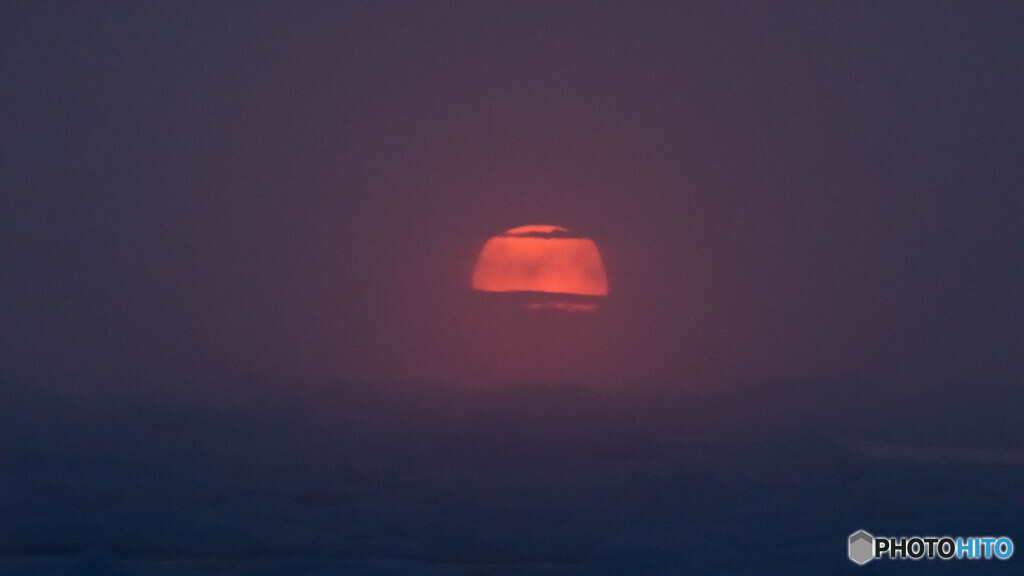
[471,225,609,298]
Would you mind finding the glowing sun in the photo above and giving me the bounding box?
[471,225,608,310]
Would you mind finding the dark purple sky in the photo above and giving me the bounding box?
[2,3,1021,409]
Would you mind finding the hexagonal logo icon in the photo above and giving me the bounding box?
[849,530,874,565]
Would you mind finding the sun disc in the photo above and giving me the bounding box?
[471,225,608,298]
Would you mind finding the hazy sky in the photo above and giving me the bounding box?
[2,3,1021,401]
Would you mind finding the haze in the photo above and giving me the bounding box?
[1,2,1022,574]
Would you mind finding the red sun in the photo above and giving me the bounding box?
[471,225,608,308]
